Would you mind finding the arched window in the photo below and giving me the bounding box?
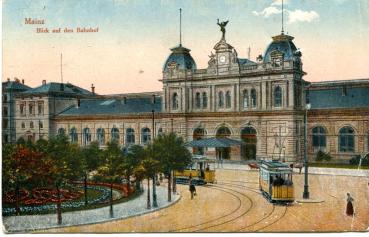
[242,90,249,109]
[126,128,135,145]
[216,126,231,138]
[158,128,163,135]
[251,89,257,108]
[172,93,178,110]
[312,126,326,151]
[202,92,208,109]
[339,126,355,152]
[141,128,151,144]
[97,128,105,146]
[21,122,25,129]
[225,91,231,108]
[58,128,65,136]
[274,86,282,107]
[30,121,34,129]
[70,127,78,143]
[83,128,91,146]
[111,127,120,142]
[218,91,224,108]
[195,92,201,109]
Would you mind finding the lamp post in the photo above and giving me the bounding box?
[303,103,311,199]
[152,109,158,207]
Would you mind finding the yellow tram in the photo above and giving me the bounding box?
[259,160,294,203]
[175,155,216,185]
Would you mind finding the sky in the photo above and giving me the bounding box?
[2,0,369,94]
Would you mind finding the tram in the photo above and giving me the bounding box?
[259,160,294,203]
[175,155,216,185]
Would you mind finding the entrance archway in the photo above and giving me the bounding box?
[193,128,206,155]
[241,127,257,160]
[216,126,231,159]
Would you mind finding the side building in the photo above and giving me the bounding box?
[2,78,32,143]
[13,81,95,142]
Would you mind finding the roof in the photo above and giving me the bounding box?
[309,86,369,109]
[263,33,299,63]
[238,58,257,66]
[163,44,197,71]
[22,82,93,96]
[2,81,31,91]
[260,160,290,170]
[185,137,244,148]
[59,96,162,116]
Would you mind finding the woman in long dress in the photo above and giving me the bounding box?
[346,193,354,216]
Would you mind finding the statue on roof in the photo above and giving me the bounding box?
[217,19,229,40]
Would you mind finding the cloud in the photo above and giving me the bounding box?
[252,6,281,18]
[252,1,319,24]
[287,9,319,24]
[271,0,289,6]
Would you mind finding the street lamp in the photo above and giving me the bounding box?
[152,109,158,207]
[303,103,311,199]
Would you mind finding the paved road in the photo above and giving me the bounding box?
[41,169,369,233]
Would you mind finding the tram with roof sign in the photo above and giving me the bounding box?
[175,155,216,185]
[259,160,294,203]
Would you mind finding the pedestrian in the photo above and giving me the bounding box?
[346,193,354,216]
[189,180,196,200]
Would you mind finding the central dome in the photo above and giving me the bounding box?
[263,34,299,63]
[163,45,197,71]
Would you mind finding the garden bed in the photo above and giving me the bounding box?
[2,183,141,216]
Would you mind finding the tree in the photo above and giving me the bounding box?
[143,145,161,209]
[45,134,83,224]
[97,140,124,217]
[81,141,102,205]
[122,145,145,194]
[152,133,192,202]
[2,143,47,215]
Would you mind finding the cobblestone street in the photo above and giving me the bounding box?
[42,167,369,233]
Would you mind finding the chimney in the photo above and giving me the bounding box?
[7,78,10,82]
[91,84,95,94]
[42,80,46,85]
[22,79,25,84]
[14,77,20,83]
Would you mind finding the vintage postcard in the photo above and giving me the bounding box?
[2,0,369,234]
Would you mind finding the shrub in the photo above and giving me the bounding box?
[315,151,332,162]
[349,155,369,166]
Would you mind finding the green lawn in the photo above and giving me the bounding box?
[309,163,369,170]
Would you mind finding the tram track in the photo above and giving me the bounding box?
[193,185,254,232]
[170,185,243,232]
[170,184,254,232]
[214,182,289,232]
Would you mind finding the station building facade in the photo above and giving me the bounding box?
[6,29,369,164]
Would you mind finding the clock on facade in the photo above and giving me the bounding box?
[219,55,226,63]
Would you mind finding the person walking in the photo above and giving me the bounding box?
[189,181,196,199]
[189,175,196,199]
[346,193,354,216]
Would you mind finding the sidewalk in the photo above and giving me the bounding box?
[3,185,180,233]
[213,162,369,177]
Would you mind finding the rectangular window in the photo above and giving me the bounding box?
[20,103,25,116]
[29,103,34,115]
[39,121,43,129]
[38,103,43,115]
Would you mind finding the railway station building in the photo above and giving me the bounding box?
[5,26,369,164]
